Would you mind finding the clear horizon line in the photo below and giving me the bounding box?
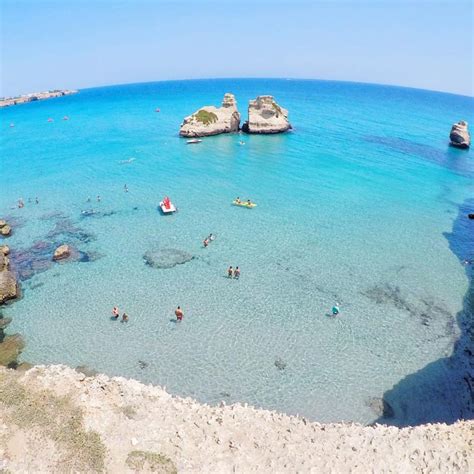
[4,76,474,101]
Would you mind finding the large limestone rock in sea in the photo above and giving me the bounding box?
[179,93,240,137]
[449,121,470,148]
[242,96,292,134]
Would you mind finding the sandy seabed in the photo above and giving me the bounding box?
[0,365,472,473]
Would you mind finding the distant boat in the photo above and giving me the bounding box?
[155,108,160,112]
[9,123,14,128]
[63,116,69,120]
[47,118,53,122]
[186,139,202,144]
[159,196,176,214]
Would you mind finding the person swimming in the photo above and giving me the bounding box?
[332,303,340,316]
[121,313,129,323]
[234,266,240,279]
[112,306,119,319]
[203,238,209,247]
[97,195,101,202]
[35,197,39,204]
[208,233,215,241]
[175,306,184,321]
[124,184,129,192]
[228,266,233,278]
[18,198,24,208]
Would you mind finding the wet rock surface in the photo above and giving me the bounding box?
[143,248,194,269]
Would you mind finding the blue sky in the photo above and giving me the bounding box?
[1,0,472,97]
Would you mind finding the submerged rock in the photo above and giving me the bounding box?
[0,334,24,367]
[143,248,194,269]
[53,244,71,261]
[179,93,240,137]
[274,357,287,370]
[449,121,470,148]
[366,397,395,418]
[242,96,291,134]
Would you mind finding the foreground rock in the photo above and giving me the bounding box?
[449,120,470,148]
[0,365,472,473]
[242,96,291,134]
[179,93,240,137]
[53,244,71,261]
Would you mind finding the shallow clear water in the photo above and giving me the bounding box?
[1,79,473,424]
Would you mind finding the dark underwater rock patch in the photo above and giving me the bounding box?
[364,135,474,179]
[143,248,194,269]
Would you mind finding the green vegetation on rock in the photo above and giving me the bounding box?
[126,450,177,473]
[193,109,218,125]
[0,371,106,472]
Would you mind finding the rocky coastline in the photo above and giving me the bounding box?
[0,89,77,108]
[179,93,291,137]
[0,364,472,473]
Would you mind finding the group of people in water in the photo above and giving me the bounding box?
[112,306,129,322]
[112,306,184,323]
[17,197,39,208]
[227,266,241,279]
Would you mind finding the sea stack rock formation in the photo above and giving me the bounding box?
[179,93,240,137]
[242,96,291,134]
[449,121,470,148]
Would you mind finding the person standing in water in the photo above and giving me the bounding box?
[332,303,340,316]
[234,267,240,279]
[175,306,184,321]
[121,313,129,323]
[124,184,128,193]
[203,238,209,248]
[228,266,233,278]
[97,195,101,202]
[35,197,39,204]
[112,306,119,319]
[18,198,24,208]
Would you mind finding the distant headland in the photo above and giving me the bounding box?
[0,89,78,108]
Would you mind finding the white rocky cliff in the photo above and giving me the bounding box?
[179,93,240,137]
[242,95,292,134]
[449,120,470,148]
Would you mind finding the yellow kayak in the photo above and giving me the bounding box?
[232,200,257,208]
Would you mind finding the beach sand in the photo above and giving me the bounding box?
[0,365,472,473]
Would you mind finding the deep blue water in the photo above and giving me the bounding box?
[1,79,473,424]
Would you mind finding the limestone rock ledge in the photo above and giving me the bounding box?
[179,93,240,137]
[0,252,19,304]
[242,95,292,134]
[450,120,470,148]
[0,364,472,473]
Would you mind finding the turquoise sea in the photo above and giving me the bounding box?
[1,79,473,425]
